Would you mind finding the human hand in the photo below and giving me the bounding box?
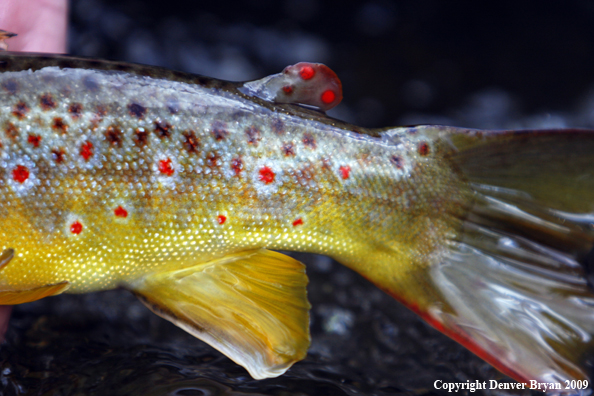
[0,0,67,53]
[0,0,68,342]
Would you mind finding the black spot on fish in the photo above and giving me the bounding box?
[52,148,66,163]
[183,130,200,153]
[5,122,18,140]
[272,118,285,135]
[105,126,123,146]
[154,120,172,138]
[282,142,295,156]
[12,101,28,119]
[40,93,56,110]
[68,103,83,119]
[83,75,99,92]
[246,126,261,145]
[167,99,179,115]
[302,133,316,149]
[390,155,404,169]
[52,117,68,134]
[134,128,149,147]
[128,103,147,119]
[2,80,18,94]
[211,121,228,141]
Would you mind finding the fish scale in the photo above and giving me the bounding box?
[2,53,593,390]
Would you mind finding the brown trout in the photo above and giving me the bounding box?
[1,51,594,390]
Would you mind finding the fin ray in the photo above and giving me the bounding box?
[0,281,70,305]
[389,127,594,386]
[131,249,311,379]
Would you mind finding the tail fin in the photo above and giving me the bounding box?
[407,127,594,389]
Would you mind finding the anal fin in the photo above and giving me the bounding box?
[130,249,311,379]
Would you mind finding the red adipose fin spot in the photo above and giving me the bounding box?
[114,206,128,218]
[339,165,351,179]
[292,218,303,227]
[241,62,343,111]
[217,215,227,225]
[159,158,175,176]
[70,221,83,235]
[258,166,275,184]
[418,142,430,156]
[12,165,29,183]
[299,65,315,80]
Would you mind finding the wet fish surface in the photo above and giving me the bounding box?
[1,53,594,393]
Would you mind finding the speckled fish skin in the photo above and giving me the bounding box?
[0,53,466,301]
[7,53,594,388]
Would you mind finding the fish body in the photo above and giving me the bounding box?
[0,55,463,299]
[1,53,594,390]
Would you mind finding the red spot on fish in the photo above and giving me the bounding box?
[68,103,83,119]
[80,141,94,161]
[128,103,147,119]
[299,65,315,80]
[259,166,275,184]
[302,133,316,148]
[70,221,83,235]
[134,128,149,147]
[246,126,261,145]
[52,117,68,134]
[40,93,56,110]
[183,130,200,153]
[217,215,227,225]
[282,142,295,156]
[12,165,29,183]
[154,120,172,138]
[321,89,336,104]
[52,148,65,163]
[12,101,28,119]
[5,122,18,140]
[282,85,294,94]
[292,218,303,227]
[105,126,122,146]
[159,158,174,176]
[114,206,128,218]
[231,157,243,175]
[27,134,41,147]
[339,165,351,179]
[418,142,430,156]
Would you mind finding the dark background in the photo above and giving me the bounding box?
[1,1,594,395]
[70,0,594,130]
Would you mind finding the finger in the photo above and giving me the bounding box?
[0,0,68,52]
